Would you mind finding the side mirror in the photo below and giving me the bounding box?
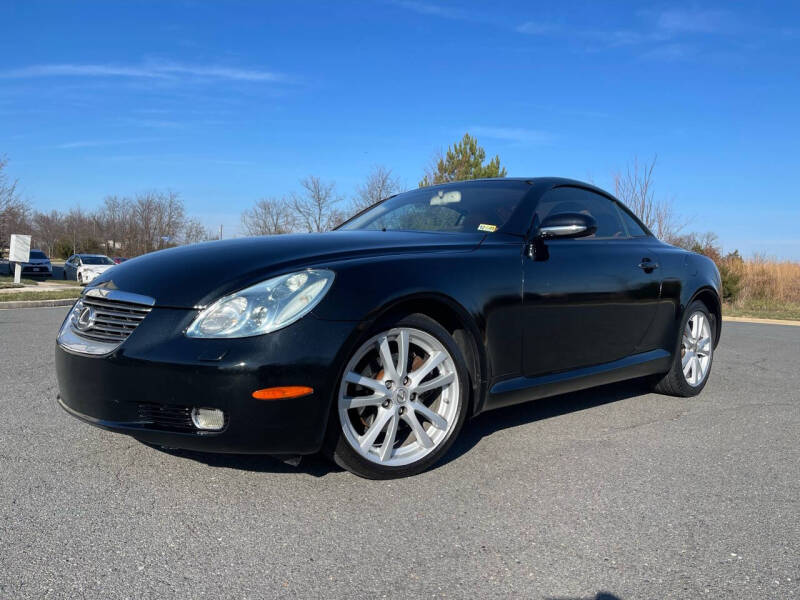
[538,212,597,239]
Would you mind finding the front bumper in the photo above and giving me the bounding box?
[80,270,105,283]
[55,306,360,454]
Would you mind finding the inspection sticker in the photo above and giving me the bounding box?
[477,224,497,233]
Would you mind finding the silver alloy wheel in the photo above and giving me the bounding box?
[681,311,713,387]
[337,327,461,467]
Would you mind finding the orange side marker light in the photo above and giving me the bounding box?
[252,386,314,400]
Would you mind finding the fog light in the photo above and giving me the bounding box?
[191,407,225,431]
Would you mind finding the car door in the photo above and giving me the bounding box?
[522,186,662,377]
[66,256,78,279]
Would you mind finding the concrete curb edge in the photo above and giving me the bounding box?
[0,298,77,310]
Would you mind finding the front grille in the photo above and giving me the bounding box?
[71,295,152,343]
[137,402,195,431]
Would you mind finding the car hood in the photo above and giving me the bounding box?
[88,230,485,308]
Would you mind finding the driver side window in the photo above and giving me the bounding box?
[535,187,626,239]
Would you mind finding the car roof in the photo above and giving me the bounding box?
[77,253,109,257]
[416,176,616,196]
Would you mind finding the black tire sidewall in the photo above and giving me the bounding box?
[327,313,470,479]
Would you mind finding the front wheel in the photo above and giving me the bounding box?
[328,314,469,479]
[652,300,715,397]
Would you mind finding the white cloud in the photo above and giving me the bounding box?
[468,126,553,144]
[389,0,471,21]
[639,43,695,62]
[0,61,284,82]
[654,8,737,34]
[516,21,560,35]
[54,138,163,149]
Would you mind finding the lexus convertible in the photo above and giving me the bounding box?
[56,178,721,478]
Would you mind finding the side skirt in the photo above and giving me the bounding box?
[484,349,672,411]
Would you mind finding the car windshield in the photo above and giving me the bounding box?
[82,256,114,265]
[338,181,530,234]
[29,251,47,260]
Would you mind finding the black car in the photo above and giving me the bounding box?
[9,249,53,277]
[55,178,721,479]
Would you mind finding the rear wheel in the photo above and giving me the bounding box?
[328,314,468,479]
[653,300,715,397]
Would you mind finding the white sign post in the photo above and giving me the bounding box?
[9,234,31,284]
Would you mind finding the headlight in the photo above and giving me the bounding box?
[186,269,334,338]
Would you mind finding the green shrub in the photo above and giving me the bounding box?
[719,260,742,302]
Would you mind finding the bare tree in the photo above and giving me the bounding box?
[241,197,296,236]
[131,190,186,253]
[613,156,687,243]
[292,176,344,232]
[0,156,30,255]
[31,210,64,258]
[182,217,216,245]
[419,149,444,190]
[97,195,126,255]
[352,166,403,213]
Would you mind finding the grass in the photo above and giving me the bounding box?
[723,256,800,321]
[0,289,81,302]
[0,275,42,287]
[0,273,75,287]
[723,301,800,321]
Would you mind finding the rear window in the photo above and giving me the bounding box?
[29,251,47,260]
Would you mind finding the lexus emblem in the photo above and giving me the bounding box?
[75,305,96,331]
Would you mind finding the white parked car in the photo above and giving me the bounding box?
[64,254,116,285]
[9,249,53,277]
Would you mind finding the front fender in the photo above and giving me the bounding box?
[310,241,526,404]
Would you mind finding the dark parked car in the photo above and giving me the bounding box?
[55,178,721,478]
[9,249,52,277]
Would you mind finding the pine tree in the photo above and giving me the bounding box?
[419,133,507,187]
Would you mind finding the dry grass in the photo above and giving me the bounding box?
[0,289,81,302]
[723,256,800,320]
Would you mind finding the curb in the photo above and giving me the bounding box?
[0,298,77,310]
[722,315,800,327]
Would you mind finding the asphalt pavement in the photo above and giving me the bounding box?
[1,307,798,599]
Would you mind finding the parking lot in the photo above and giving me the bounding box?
[1,306,798,599]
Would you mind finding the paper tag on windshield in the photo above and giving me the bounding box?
[477,224,497,233]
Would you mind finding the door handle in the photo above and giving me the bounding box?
[638,258,659,272]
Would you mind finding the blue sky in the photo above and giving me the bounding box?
[2,0,799,257]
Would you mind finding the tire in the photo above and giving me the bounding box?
[326,313,469,479]
[652,300,716,397]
